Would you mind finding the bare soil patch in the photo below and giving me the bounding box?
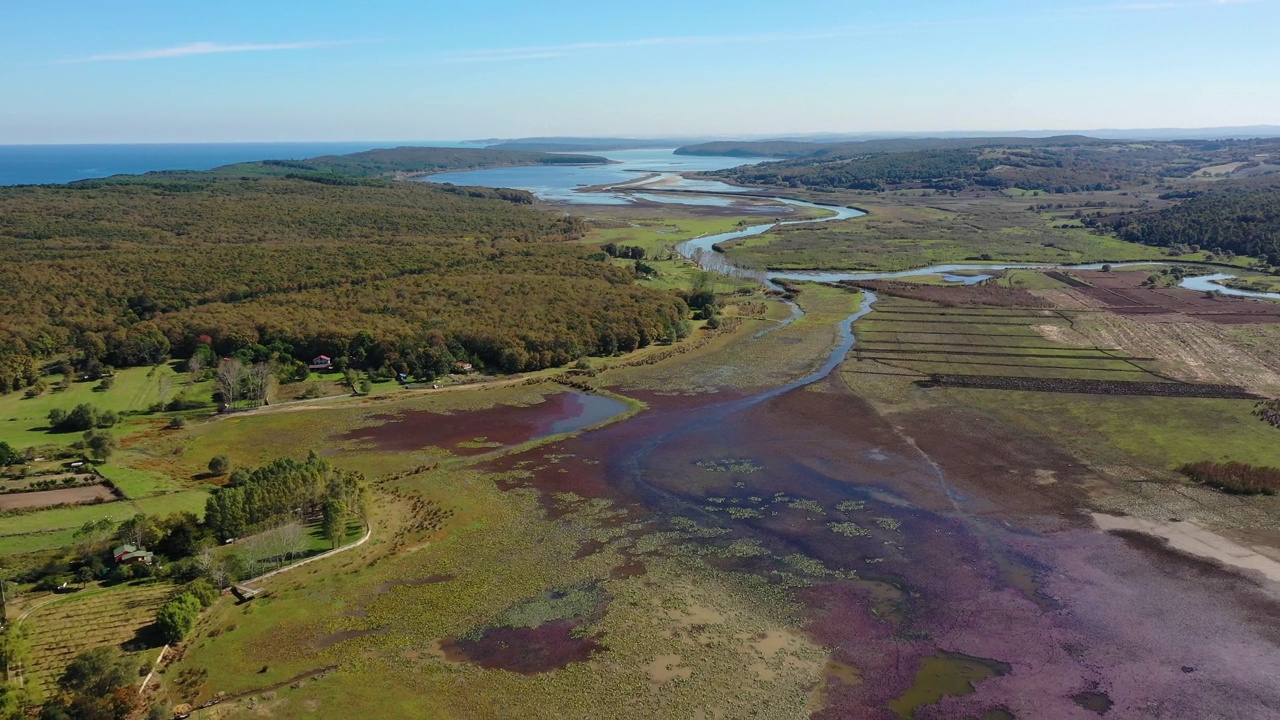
[846,280,1052,308]
[1064,271,1280,324]
[1061,313,1280,395]
[0,483,118,510]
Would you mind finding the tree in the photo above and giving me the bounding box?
[41,646,138,720]
[185,578,219,609]
[208,455,231,476]
[322,498,346,549]
[155,593,202,644]
[214,359,246,410]
[245,362,275,406]
[0,442,18,467]
[48,404,98,433]
[116,514,161,549]
[83,430,116,462]
[74,566,96,589]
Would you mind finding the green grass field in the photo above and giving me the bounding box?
[719,196,1210,272]
[0,364,212,450]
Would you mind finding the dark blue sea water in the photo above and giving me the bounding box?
[0,141,475,186]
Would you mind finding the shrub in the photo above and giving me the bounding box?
[155,592,203,643]
[1180,460,1280,496]
[48,404,99,432]
[186,578,219,608]
[208,455,231,476]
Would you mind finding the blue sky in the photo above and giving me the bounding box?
[1,0,1276,143]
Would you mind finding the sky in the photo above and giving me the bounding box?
[1,0,1277,143]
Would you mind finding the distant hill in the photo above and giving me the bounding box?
[699,137,1280,194]
[482,137,698,152]
[676,136,1105,159]
[214,146,609,179]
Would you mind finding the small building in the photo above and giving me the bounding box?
[112,543,155,565]
[309,355,333,370]
[231,584,263,602]
[455,362,474,373]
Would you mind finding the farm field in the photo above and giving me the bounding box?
[21,581,174,697]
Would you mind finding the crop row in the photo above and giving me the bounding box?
[919,374,1258,398]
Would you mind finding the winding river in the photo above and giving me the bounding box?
[666,191,1280,301]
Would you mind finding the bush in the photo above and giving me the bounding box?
[156,592,203,643]
[167,416,187,429]
[185,578,219,608]
[208,455,231,476]
[47,404,99,433]
[1180,460,1280,496]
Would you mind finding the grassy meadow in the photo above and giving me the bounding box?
[719,195,1211,272]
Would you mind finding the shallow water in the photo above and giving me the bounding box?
[419,149,764,205]
[341,390,628,455]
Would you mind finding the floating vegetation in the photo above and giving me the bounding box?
[788,499,824,514]
[782,554,832,578]
[836,500,865,513]
[887,651,1012,717]
[705,539,771,558]
[695,458,764,473]
[726,507,765,520]
[456,437,503,449]
[494,584,608,629]
[827,522,871,537]
[874,517,901,532]
[669,516,730,538]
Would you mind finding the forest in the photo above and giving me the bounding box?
[212,145,608,179]
[697,138,1280,194]
[0,168,688,391]
[1104,178,1280,261]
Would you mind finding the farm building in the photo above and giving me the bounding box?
[455,361,474,373]
[309,355,334,370]
[112,543,154,565]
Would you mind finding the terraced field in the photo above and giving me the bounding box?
[23,582,174,695]
[846,297,1177,385]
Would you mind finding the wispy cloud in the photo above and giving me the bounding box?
[431,27,909,64]
[428,0,1262,65]
[64,40,353,64]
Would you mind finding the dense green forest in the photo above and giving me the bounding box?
[213,145,608,179]
[1104,179,1280,261]
[675,135,1102,158]
[0,170,688,391]
[698,138,1280,193]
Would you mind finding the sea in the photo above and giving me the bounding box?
[0,141,477,186]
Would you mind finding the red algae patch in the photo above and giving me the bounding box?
[339,391,628,455]
[440,620,605,674]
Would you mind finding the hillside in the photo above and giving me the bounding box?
[213,145,609,179]
[0,171,688,389]
[698,138,1280,194]
[675,135,1103,159]
[1105,177,1280,261]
